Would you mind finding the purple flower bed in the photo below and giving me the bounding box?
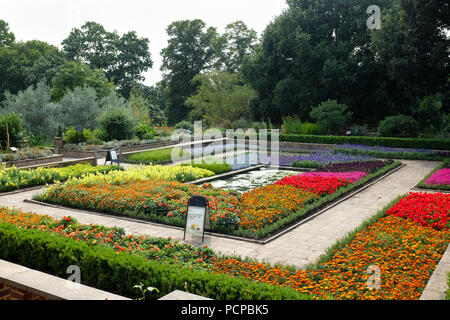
[316,160,393,174]
[275,151,375,167]
[336,144,435,154]
[425,169,450,186]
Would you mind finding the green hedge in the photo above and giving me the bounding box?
[0,223,310,300]
[447,273,450,300]
[275,134,450,150]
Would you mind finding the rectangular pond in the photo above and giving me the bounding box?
[209,168,300,193]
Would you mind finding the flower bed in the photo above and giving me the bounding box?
[316,160,393,174]
[0,207,307,300]
[287,151,375,168]
[295,172,367,183]
[417,159,450,191]
[212,193,450,299]
[386,192,449,230]
[0,164,120,193]
[35,160,401,239]
[335,144,445,161]
[36,180,240,233]
[63,164,214,185]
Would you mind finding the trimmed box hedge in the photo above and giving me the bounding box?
[275,134,450,151]
[0,222,311,300]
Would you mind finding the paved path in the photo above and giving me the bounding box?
[0,160,440,270]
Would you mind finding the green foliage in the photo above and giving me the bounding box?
[161,19,221,124]
[276,133,450,150]
[97,107,135,141]
[134,121,156,140]
[0,20,15,47]
[126,147,189,165]
[182,161,232,175]
[63,126,94,144]
[174,121,194,132]
[350,126,368,137]
[62,21,153,98]
[186,70,256,125]
[129,88,167,126]
[57,86,100,129]
[0,113,24,149]
[309,100,352,135]
[231,118,249,130]
[51,61,115,101]
[2,82,59,137]
[447,273,450,300]
[0,223,310,300]
[282,116,303,134]
[0,39,60,100]
[378,115,420,138]
[415,94,448,135]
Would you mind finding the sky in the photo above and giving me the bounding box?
[1,0,288,86]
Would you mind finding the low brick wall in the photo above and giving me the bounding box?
[0,282,48,300]
[3,155,64,168]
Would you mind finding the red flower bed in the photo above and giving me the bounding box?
[275,175,351,195]
[386,192,449,230]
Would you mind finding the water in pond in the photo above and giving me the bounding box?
[210,168,300,193]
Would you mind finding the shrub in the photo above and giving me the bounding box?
[2,82,59,137]
[250,121,267,131]
[97,107,135,141]
[310,100,352,135]
[174,120,194,133]
[231,118,249,130]
[63,126,94,144]
[350,125,367,136]
[134,122,156,140]
[0,113,25,149]
[299,122,323,135]
[378,115,420,138]
[57,87,100,130]
[282,116,303,134]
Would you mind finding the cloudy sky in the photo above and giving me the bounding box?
[1,0,288,86]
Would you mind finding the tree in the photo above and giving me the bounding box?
[371,0,450,115]
[242,0,394,124]
[62,21,153,97]
[51,61,115,101]
[185,70,256,126]
[130,86,166,126]
[56,86,100,129]
[309,99,352,135]
[25,50,66,87]
[1,82,59,137]
[0,20,15,47]
[0,40,59,99]
[220,21,258,73]
[161,19,220,124]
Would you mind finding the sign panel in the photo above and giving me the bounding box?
[184,196,210,244]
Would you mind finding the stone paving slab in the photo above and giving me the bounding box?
[0,160,448,298]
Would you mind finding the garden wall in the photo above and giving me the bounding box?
[3,155,64,168]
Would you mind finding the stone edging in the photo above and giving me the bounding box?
[0,259,130,300]
[420,243,450,300]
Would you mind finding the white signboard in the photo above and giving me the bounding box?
[185,206,206,237]
[110,150,118,161]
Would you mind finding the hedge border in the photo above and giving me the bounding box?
[275,134,450,151]
[0,222,311,300]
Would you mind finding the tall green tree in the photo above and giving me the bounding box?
[62,21,153,97]
[186,70,256,125]
[161,19,221,124]
[0,40,59,100]
[219,21,258,73]
[51,61,115,101]
[0,20,15,47]
[242,0,393,124]
[371,0,450,115]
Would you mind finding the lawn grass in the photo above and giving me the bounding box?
[125,147,191,165]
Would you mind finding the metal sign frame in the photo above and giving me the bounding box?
[183,195,210,244]
[105,148,120,166]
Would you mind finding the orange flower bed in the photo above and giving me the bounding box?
[212,207,450,299]
[238,185,319,231]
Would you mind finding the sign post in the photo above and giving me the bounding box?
[105,149,120,166]
[184,196,210,244]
